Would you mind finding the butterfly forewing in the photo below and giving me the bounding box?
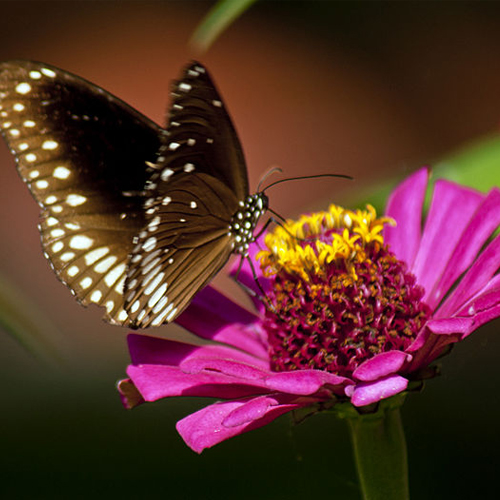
[151,62,249,201]
[0,61,162,324]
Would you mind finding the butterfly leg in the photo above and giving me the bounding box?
[261,212,310,244]
[231,256,276,313]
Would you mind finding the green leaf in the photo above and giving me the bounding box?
[190,0,258,53]
[434,134,500,191]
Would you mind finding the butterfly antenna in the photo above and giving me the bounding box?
[262,173,353,192]
[266,207,287,224]
[257,166,283,193]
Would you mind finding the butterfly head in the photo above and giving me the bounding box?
[230,193,268,257]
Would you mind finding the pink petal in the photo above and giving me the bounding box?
[406,326,432,353]
[176,397,303,453]
[127,334,269,370]
[453,286,500,338]
[383,167,428,267]
[460,304,500,337]
[426,317,475,335]
[352,351,410,382]
[411,180,484,307]
[179,357,270,381]
[176,286,268,359]
[429,189,500,308]
[459,277,500,313]
[222,395,281,427]
[437,234,500,317]
[126,365,272,400]
[348,375,409,407]
[265,369,350,395]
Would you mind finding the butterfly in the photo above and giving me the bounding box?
[0,60,267,328]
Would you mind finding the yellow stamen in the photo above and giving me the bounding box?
[258,204,394,281]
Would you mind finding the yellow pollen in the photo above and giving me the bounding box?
[258,204,394,281]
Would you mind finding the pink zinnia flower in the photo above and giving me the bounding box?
[118,167,500,453]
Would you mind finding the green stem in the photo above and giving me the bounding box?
[346,401,409,500]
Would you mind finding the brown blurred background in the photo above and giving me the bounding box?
[0,2,499,498]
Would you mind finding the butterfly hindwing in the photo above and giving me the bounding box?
[124,172,239,328]
[0,61,163,324]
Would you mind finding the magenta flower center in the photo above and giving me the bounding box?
[258,204,431,378]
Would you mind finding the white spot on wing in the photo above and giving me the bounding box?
[67,265,79,277]
[15,83,31,94]
[144,272,165,295]
[166,307,178,322]
[148,283,167,308]
[66,194,87,206]
[94,255,118,273]
[42,140,58,150]
[152,295,168,314]
[70,235,94,250]
[104,263,126,287]
[84,247,109,265]
[80,277,93,289]
[41,68,56,78]
[60,252,75,262]
[118,310,128,322]
[161,168,174,181]
[141,257,161,277]
[143,237,157,252]
[52,241,64,253]
[114,275,126,294]
[53,166,71,179]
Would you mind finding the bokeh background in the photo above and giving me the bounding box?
[1,1,500,498]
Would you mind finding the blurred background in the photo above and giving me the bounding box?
[1,1,499,498]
